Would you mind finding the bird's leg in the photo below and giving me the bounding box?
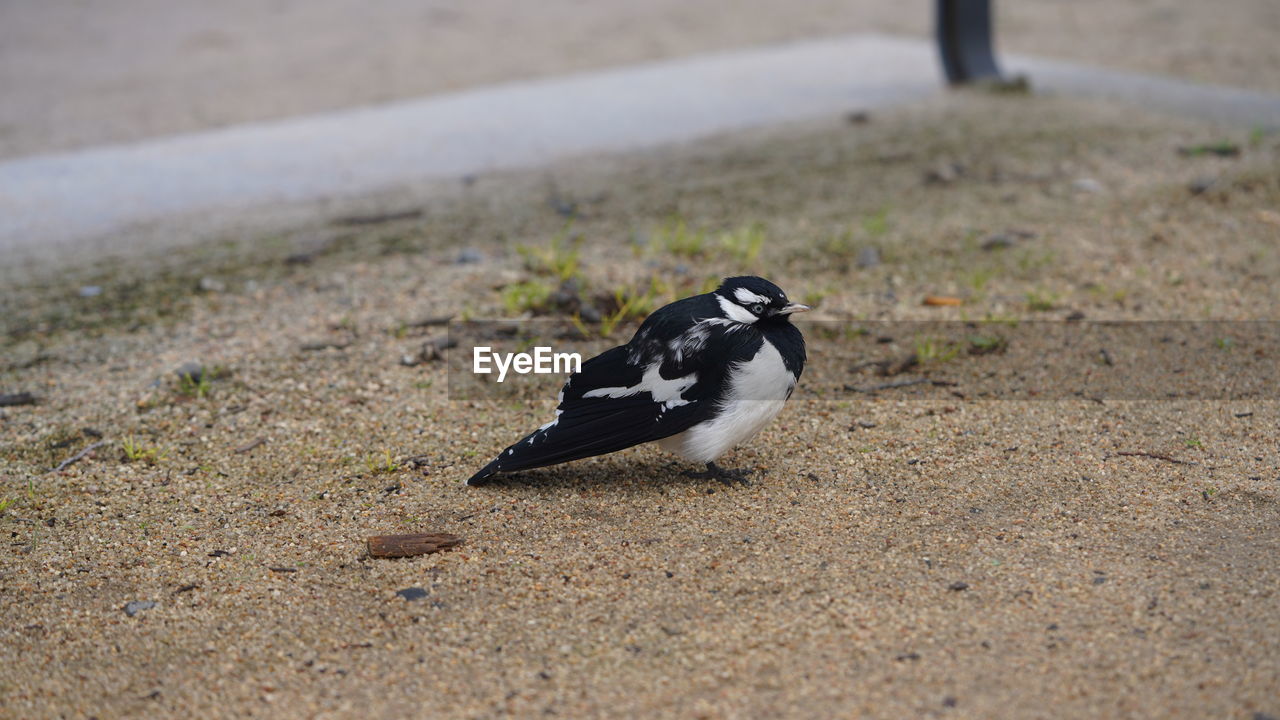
[682,461,753,486]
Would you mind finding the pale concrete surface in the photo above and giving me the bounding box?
[0,35,939,261]
[2,0,1278,159]
[3,32,1279,270]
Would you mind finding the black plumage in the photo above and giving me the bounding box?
[466,276,807,485]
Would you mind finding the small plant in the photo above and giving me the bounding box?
[1178,140,1240,158]
[1025,289,1058,312]
[862,208,890,238]
[657,219,707,258]
[598,305,629,338]
[365,450,401,475]
[966,267,997,294]
[0,497,15,513]
[802,287,830,308]
[812,325,842,341]
[598,287,651,337]
[821,228,856,258]
[915,336,962,363]
[569,313,593,339]
[1015,248,1056,273]
[981,312,1020,327]
[1184,437,1203,448]
[177,372,212,399]
[719,223,766,265]
[121,437,166,464]
[968,334,1008,355]
[1215,337,1234,350]
[501,280,553,315]
[517,225,582,281]
[581,279,667,338]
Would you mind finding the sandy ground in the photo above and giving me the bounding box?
[1,92,1278,718]
[3,0,1280,159]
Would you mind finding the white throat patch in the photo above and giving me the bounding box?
[717,294,758,324]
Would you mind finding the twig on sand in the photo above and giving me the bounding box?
[1110,451,1196,466]
[300,340,352,352]
[847,378,958,393]
[0,392,39,407]
[367,533,463,559]
[234,437,266,454]
[846,378,929,392]
[332,208,423,226]
[49,440,106,473]
[404,315,453,329]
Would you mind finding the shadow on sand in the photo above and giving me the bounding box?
[468,457,761,493]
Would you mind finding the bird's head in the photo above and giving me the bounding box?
[713,276,810,325]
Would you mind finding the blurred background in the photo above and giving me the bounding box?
[3,0,1278,160]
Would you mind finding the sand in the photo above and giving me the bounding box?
[2,92,1278,717]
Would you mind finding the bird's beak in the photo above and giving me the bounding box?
[778,302,811,315]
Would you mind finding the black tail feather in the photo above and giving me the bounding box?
[465,459,502,486]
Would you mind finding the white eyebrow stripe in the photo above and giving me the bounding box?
[732,288,770,305]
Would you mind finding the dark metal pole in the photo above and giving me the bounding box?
[936,0,1004,84]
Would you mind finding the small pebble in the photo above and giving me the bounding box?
[198,276,226,293]
[124,601,156,617]
[1188,176,1216,195]
[454,248,485,264]
[1072,178,1106,194]
[78,285,103,298]
[948,582,970,592]
[856,247,881,268]
[396,587,428,602]
[0,392,38,407]
[174,362,205,382]
[925,162,963,184]
[981,233,1015,250]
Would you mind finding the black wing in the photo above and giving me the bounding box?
[466,301,761,484]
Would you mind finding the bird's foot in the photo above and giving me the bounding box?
[682,461,753,486]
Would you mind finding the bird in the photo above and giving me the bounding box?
[466,276,808,486]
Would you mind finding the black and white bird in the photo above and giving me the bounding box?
[466,276,808,485]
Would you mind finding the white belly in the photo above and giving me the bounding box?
[658,340,796,463]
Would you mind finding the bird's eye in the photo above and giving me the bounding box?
[750,303,764,315]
